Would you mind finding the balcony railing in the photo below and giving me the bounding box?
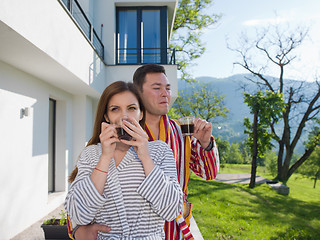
[60,0,104,60]
[116,47,176,65]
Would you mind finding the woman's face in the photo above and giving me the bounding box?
[105,91,143,125]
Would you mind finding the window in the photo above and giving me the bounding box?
[116,7,167,64]
[48,98,56,193]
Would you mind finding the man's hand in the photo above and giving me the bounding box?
[193,118,212,149]
[74,224,111,240]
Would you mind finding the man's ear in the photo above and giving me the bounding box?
[104,114,110,124]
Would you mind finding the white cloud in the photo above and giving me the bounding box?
[243,17,289,27]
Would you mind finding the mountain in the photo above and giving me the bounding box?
[176,74,317,153]
[177,74,253,143]
[196,74,252,122]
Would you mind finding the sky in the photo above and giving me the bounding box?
[192,0,320,82]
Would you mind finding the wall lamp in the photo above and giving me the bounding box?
[21,107,29,118]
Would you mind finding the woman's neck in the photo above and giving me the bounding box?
[114,142,130,167]
[115,142,130,152]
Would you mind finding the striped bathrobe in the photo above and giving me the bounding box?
[65,140,183,239]
[145,115,219,240]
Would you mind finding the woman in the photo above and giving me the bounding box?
[65,81,183,240]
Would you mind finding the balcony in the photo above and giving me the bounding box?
[116,47,176,65]
[116,7,176,66]
[60,0,104,61]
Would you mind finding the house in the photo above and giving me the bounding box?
[0,0,178,239]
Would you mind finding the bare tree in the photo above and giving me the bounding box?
[228,24,320,183]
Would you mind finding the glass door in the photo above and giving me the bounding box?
[117,9,138,64]
[117,7,167,64]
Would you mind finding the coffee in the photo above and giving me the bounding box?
[180,124,194,135]
[116,127,132,141]
[179,116,195,136]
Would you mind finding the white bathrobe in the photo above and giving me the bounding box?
[65,140,183,240]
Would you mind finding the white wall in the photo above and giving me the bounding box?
[93,0,116,65]
[72,95,95,168]
[0,60,81,239]
[0,0,106,96]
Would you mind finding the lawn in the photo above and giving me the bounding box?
[188,164,320,240]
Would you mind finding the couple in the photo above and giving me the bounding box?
[65,64,220,240]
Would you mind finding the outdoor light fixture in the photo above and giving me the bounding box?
[21,107,29,117]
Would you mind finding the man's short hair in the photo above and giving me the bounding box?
[133,64,166,92]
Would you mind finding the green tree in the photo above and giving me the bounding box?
[244,90,285,188]
[299,146,320,188]
[172,0,221,82]
[264,150,278,176]
[215,136,230,164]
[239,140,251,164]
[167,107,181,120]
[225,143,243,164]
[298,119,320,188]
[171,82,229,121]
[229,23,320,183]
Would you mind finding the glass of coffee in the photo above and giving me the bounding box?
[116,117,132,141]
[179,116,195,136]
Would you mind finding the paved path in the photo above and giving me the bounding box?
[214,173,270,184]
[11,204,65,240]
[11,173,266,240]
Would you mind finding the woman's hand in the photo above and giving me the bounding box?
[91,122,120,195]
[99,122,119,161]
[120,117,154,175]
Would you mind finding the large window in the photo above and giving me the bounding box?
[116,7,167,64]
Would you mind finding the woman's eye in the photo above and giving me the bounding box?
[129,107,137,110]
[110,108,118,111]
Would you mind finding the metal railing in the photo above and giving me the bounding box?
[116,47,176,65]
[60,0,104,60]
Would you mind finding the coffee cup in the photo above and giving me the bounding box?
[179,116,195,136]
[116,117,132,141]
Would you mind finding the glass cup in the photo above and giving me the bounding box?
[116,117,132,141]
[178,116,195,136]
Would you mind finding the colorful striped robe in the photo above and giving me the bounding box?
[145,115,219,240]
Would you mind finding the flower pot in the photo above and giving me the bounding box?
[41,220,70,240]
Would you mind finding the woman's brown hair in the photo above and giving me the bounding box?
[68,81,146,183]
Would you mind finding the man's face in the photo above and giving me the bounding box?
[141,72,171,117]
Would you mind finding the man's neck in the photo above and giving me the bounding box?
[145,113,162,139]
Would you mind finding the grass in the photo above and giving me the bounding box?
[188,164,320,240]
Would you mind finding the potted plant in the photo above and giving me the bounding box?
[41,210,70,240]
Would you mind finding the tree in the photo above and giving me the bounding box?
[225,143,243,164]
[299,119,320,188]
[170,82,229,121]
[229,24,320,183]
[214,136,230,164]
[299,146,320,188]
[239,140,251,164]
[171,0,221,82]
[264,150,278,176]
[244,90,285,188]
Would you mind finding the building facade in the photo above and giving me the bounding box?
[0,0,178,239]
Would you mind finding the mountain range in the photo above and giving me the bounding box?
[177,74,317,153]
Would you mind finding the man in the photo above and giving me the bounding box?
[69,64,219,240]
